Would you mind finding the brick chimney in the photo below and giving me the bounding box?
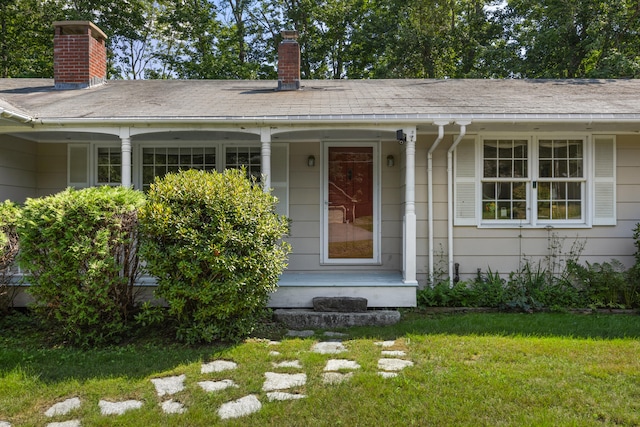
[53,21,108,90]
[277,30,300,91]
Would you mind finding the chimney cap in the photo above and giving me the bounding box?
[280,30,298,41]
[53,21,108,41]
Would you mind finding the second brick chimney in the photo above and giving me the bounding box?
[277,30,300,91]
[53,21,108,90]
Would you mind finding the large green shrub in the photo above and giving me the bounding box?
[139,169,291,344]
[0,201,21,313]
[18,186,146,346]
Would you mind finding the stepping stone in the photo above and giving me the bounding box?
[378,358,414,371]
[201,360,238,374]
[311,341,347,354]
[378,372,399,378]
[0,422,10,427]
[161,399,186,414]
[151,374,186,396]
[45,397,81,417]
[98,399,143,416]
[381,350,407,357]
[198,379,238,392]
[46,421,81,427]
[374,340,396,348]
[287,330,315,337]
[322,372,354,385]
[268,341,281,346]
[272,360,303,369]
[262,372,307,391]
[324,359,361,371]
[324,331,348,338]
[218,395,262,420]
[266,392,306,401]
[269,351,281,356]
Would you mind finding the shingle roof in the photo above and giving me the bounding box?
[1,78,639,123]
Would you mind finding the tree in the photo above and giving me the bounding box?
[0,0,63,78]
[498,0,640,78]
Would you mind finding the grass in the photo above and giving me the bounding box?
[1,310,640,426]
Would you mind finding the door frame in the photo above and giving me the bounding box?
[321,141,381,265]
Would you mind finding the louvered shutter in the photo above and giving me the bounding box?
[592,136,616,226]
[454,138,477,225]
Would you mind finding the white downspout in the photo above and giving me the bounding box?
[447,121,471,284]
[427,121,450,283]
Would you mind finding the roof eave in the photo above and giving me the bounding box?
[35,113,640,127]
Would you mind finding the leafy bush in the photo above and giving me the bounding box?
[139,169,291,344]
[416,232,627,311]
[0,201,21,313]
[567,259,636,309]
[18,186,145,346]
[627,223,640,304]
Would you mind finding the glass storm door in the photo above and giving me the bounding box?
[324,145,378,263]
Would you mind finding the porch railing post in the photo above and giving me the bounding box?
[403,126,418,284]
[120,135,132,188]
[261,128,271,192]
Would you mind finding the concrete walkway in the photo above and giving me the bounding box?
[1,332,414,426]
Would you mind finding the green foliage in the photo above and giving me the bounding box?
[0,201,21,313]
[18,186,146,346]
[139,168,291,344]
[4,0,640,79]
[567,259,639,309]
[418,230,639,310]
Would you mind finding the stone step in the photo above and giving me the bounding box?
[273,309,400,329]
[313,296,368,312]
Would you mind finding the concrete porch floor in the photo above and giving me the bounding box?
[268,271,417,308]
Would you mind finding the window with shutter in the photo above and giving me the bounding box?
[453,134,616,228]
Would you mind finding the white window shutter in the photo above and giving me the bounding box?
[270,143,289,217]
[592,136,616,225]
[68,144,90,188]
[454,138,477,225]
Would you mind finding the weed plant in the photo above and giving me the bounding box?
[419,231,640,310]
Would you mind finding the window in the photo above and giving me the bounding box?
[536,139,584,221]
[141,147,216,191]
[455,135,616,228]
[481,139,528,221]
[97,147,122,185]
[225,146,261,181]
[69,141,288,216]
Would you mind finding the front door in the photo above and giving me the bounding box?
[323,144,379,264]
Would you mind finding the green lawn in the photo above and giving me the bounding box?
[1,311,639,426]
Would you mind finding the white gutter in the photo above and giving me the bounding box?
[34,113,640,127]
[447,121,471,284]
[0,108,33,124]
[427,121,450,283]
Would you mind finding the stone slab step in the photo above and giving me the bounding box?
[274,309,400,329]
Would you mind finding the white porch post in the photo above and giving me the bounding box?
[260,127,271,192]
[120,131,132,188]
[403,126,418,284]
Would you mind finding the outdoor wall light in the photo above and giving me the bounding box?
[307,155,315,167]
[387,155,395,167]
